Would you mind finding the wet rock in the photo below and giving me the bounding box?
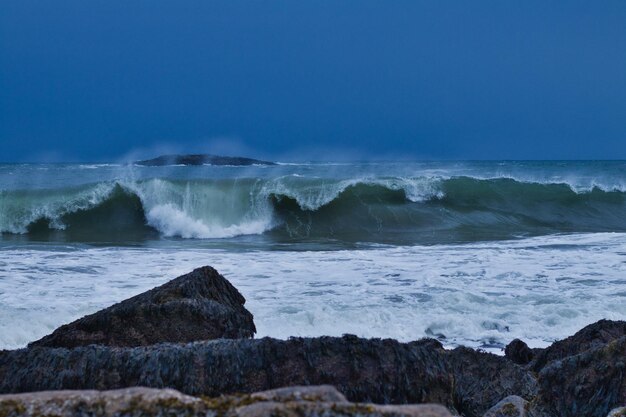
[482,395,528,417]
[0,335,530,416]
[529,335,626,417]
[0,336,453,405]
[28,266,256,348]
[0,386,455,417]
[446,347,536,417]
[529,319,626,372]
[504,339,534,365]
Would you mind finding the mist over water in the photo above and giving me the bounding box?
[1,160,626,350]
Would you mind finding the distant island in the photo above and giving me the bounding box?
[135,154,276,166]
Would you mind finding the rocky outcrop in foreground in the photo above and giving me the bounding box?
[529,331,626,417]
[0,336,535,417]
[29,266,256,348]
[0,386,454,417]
[3,266,625,417]
[527,319,626,373]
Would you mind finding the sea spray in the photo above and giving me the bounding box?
[2,175,626,243]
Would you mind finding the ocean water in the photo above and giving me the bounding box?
[1,161,626,351]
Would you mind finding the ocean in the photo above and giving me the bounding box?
[1,160,625,351]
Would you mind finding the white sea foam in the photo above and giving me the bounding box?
[1,233,625,351]
[385,177,445,202]
[128,175,443,237]
[256,176,444,210]
[2,170,626,239]
[145,204,273,239]
[77,164,121,169]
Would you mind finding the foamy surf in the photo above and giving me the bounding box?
[0,232,624,351]
[2,173,626,243]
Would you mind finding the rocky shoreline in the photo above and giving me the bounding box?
[1,266,624,417]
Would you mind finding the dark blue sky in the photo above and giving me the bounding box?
[1,1,626,162]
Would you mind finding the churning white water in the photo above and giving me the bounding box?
[1,232,625,351]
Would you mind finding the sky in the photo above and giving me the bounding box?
[1,1,626,162]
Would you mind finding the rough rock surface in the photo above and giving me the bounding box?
[0,337,453,404]
[0,386,454,417]
[482,395,528,417]
[446,347,536,417]
[28,266,256,348]
[246,385,348,403]
[0,387,204,417]
[0,335,535,417]
[504,339,534,365]
[233,402,454,417]
[529,319,626,372]
[135,154,276,166]
[528,335,626,417]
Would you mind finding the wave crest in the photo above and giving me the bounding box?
[2,176,626,243]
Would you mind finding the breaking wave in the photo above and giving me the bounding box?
[2,176,626,243]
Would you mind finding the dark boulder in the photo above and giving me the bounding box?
[0,335,536,417]
[446,347,536,417]
[28,266,256,348]
[529,319,626,372]
[0,337,453,405]
[528,335,626,417]
[135,154,276,166]
[505,339,534,365]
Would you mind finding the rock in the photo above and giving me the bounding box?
[28,266,256,348]
[504,339,534,365]
[529,319,626,372]
[0,335,535,417]
[208,386,454,417]
[0,387,205,417]
[135,154,276,166]
[446,347,536,417]
[0,336,452,405]
[529,335,626,417]
[247,385,348,403]
[482,395,528,417]
[607,407,626,417]
[233,401,454,417]
[0,386,455,417]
